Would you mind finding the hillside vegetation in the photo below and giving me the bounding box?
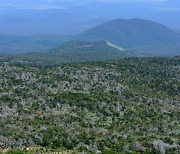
[11,40,129,64]
[0,57,179,153]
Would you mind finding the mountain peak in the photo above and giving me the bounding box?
[77,18,180,48]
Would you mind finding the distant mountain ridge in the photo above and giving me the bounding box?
[1,18,180,64]
[77,18,180,49]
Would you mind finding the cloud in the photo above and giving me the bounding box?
[0,0,171,11]
[0,2,65,10]
[17,5,65,10]
[153,7,180,12]
[47,0,169,3]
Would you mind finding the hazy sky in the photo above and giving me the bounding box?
[0,0,179,35]
[0,0,179,8]
[0,0,179,12]
[0,0,178,14]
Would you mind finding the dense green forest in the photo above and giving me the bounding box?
[0,57,179,153]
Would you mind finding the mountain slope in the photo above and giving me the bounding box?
[51,40,125,52]
[13,40,129,64]
[77,18,180,53]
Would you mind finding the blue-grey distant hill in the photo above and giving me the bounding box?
[77,18,180,56]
